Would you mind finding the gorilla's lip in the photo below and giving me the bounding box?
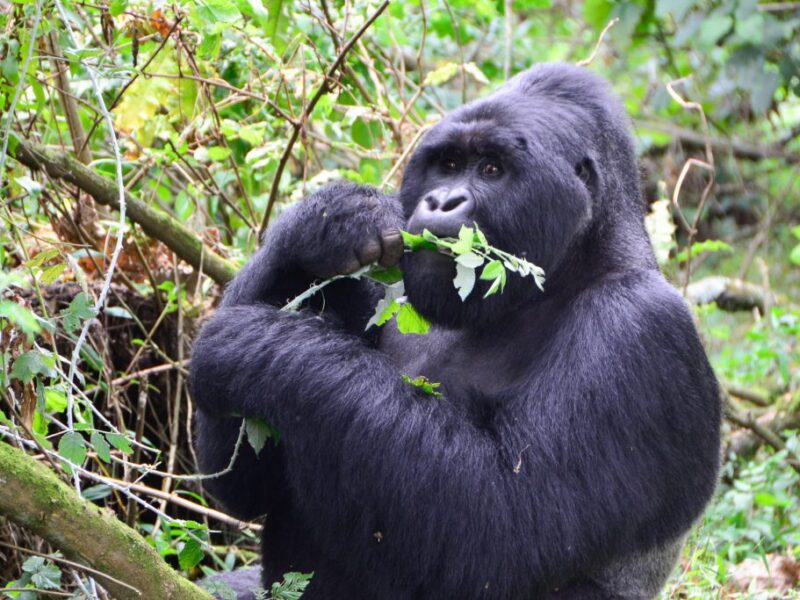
[405,218,475,239]
[404,248,454,275]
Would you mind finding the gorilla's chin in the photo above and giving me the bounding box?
[402,251,529,329]
[402,251,467,329]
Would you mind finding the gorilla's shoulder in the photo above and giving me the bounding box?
[570,269,696,333]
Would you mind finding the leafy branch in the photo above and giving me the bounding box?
[284,225,546,336]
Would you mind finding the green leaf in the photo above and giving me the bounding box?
[790,244,800,266]
[453,262,476,301]
[395,303,430,335]
[423,62,459,87]
[455,251,483,269]
[368,265,403,285]
[178,539,204,571]
[200,578,238,600]
[207,146,232,161]
[25,248,59,269]
[40,263,66,285]
[479,260,505,281]
[245,417,280,455]
[91,432,112,463]
[754,492,789,507]
[267,0,286,48]
[352,118,375,149]
[45,388,68,413]
[23,556,62,590]
[239,124,265,146]
[451,226,475,255]
[10,350,55,384]
[61,292,96,334]
[106,432,133,455]
[0,300,42,337]
[59,431,87,467]
[30,562,62,590]
[401,375,442,397]
[674,239,732,262]
[110,0,127,16]
[197,0,241,22]
[401,231,436,252]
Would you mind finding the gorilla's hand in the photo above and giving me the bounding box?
[283,184,404,280]
[223,183,403,332]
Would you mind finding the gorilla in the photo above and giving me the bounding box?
[189,63,721,599]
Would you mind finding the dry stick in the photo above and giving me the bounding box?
[380,123,434,189]
[258,0,391,238]
[103,479,262,531]
[665,77,716,295]
[636,119,797,163]
[45,32,92,165]
[576,18,619,67]
[722,392,800,473]
[503,0,513,79]
[10,139,238,285]
[111,359,190,386]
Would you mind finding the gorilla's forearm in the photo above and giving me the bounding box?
[189,291,719,596]
[221,183,404,334]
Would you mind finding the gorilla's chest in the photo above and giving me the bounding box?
[378,325,533,401]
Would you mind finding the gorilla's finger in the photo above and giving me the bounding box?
[356,239,382,266]
[339,255,363,275]
[379,228,404,267]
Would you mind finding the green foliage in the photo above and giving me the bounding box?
[708,434,800,563]
[401,374,443,397]
[245,417,282,455]
[266,571,314,600]
[3,556,63,598]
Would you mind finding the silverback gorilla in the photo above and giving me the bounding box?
[189,64,721,599]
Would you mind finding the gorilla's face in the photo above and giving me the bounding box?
[399,92,599,329]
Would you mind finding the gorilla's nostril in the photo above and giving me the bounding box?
[423,195,439,210]
[441,196,466,212]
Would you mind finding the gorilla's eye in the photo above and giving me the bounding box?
[440,157,460,172]
[481,161,502,177]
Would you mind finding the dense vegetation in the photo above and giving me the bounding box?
[0,0,798,597]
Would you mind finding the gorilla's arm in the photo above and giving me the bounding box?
[223,183,403,332]
[194,183,403,518]
[189,271,720,596]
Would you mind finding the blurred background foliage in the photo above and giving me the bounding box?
[0,0,799,597]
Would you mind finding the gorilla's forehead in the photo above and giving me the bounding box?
[421,95,590,161]
[420,114,526,156]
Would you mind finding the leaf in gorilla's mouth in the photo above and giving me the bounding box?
[401,226,546,301]
[282,225,545,336]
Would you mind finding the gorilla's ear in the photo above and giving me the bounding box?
[574,157,599,195]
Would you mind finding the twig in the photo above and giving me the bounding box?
[78,16,185,157]
[503,0,513,79]
[54,0,128,496]
[111,359,190,386]
[0,541,140,595]
[104,479,262,531]
[577,18,618,67]
[665,77,716,295]
[258,0,391,237]
[11,139,238,285]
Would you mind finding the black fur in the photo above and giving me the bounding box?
[191,64,721,599]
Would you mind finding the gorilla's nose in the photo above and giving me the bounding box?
[409,187,475,237]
